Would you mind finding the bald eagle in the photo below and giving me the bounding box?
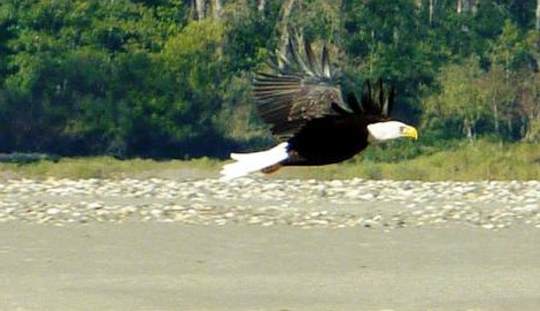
[220,37,418,180]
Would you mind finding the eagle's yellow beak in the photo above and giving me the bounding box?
[403,126,418,140]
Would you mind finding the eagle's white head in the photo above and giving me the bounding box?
[367,121,418,142]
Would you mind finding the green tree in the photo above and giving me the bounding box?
[477,65,516,136]
[490,20,535,77]
[423,57,489,140]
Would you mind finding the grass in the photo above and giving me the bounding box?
[0,156,221,179]
[0,140,539,180]
[276,140,540,181]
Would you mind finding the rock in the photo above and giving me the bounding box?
[88,202,103,210]
[0,177,538,230]
[46,208,61,215]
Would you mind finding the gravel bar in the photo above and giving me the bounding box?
[0,177,539,230]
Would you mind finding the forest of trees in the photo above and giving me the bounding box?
[0,0,539,158]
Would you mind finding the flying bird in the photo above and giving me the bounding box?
[220,37,418,180]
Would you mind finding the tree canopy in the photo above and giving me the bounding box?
[0,0,539,158]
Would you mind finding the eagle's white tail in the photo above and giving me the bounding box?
[220,143,289,181]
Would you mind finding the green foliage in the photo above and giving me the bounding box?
[292,0,341,41]
[344,0,431,83]
[423,57,488,139]
[0,0,232,157]
[0,0,539,160]
[222,0,277,72]
[517,71,540,142]
[490,20,534,72]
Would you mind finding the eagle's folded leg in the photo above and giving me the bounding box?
[261,164,282,174]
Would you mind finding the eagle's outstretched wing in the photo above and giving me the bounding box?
[253,37,360,139]
[253,36,395,139]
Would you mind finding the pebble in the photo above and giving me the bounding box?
[0,177,537,230]
[46,208,60,215]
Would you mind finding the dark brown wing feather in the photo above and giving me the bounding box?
[253,38,352,139]
[254,73,346,138]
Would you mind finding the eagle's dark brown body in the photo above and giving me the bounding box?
[285,115,375,166]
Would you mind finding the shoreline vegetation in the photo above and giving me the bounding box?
[1,140,538,181]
